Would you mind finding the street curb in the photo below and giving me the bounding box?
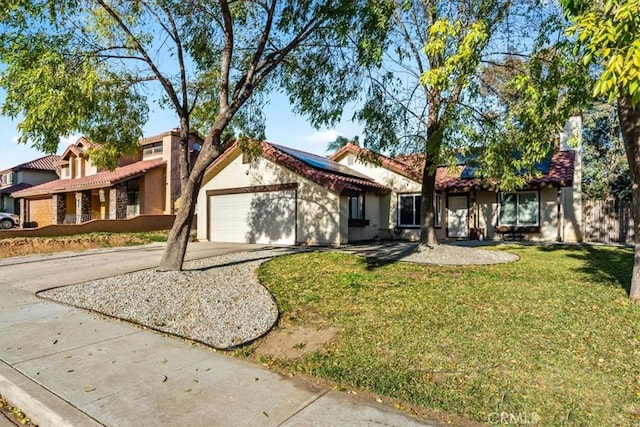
[0,362,102,427]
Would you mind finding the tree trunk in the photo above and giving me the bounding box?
[617,95,640,300]
[419,167,438,246]
[158,133,221,271]
[419,104,443,247]
[158,174,201,271]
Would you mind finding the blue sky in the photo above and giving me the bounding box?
[0,89,363,170]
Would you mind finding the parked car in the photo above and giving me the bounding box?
[0,212,20,229]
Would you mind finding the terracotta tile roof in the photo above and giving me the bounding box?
[434,150,576,190]
[330,143,576,190]
[0,182,32,195]
[262,142,390,195]
[139,130,179,145]
[12,158,166,197]
[139,130,203,145]
[0,154,62,175]
[60,137,95,159]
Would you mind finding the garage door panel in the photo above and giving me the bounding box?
[29,198,53,227]
[209,190,296,244]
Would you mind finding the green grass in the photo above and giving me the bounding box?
[252,245,640,425]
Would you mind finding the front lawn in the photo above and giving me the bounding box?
[250,245,640,425]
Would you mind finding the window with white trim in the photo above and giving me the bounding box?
[435,193,442,227]
[143,142,163,157]
[498,191,539,226]
[349,194,364,220]
[398,194,421,227]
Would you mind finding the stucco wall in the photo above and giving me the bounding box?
[347,192,383,242]
[17,170,59,186]
[198,150,344,245]
[334,153,422,240]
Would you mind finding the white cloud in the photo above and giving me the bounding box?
[59,134,82,146]
[10,134,20,144]
[299,129,341,145]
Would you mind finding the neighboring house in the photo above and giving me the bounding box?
[12,130,201,227]
[197,118,582,245]
[0,155,61,214]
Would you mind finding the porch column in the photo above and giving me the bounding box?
[109,184,127,219]
[19,198,28,227]
[75,191,91,223]
[52,194,66,224]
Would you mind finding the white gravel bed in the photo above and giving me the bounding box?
[341,242,519,265]
[41,248,295,350]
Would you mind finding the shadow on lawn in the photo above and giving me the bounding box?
[536,244,633,294]
[339,242,421,271]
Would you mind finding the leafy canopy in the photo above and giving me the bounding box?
[564,0,640,106]
[0,0,373,167]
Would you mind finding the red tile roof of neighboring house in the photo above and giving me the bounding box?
[330,143,576,190]
[262,142,390,195]
[139,130,204,145]
[60,137,95,159]
[0,182,32,195]
[0,154,62,175]
[12,158,166,197]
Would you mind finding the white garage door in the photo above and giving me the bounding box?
[209,190,296,244]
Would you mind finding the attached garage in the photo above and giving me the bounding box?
[207,185,297,244]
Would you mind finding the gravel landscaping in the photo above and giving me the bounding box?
[41,247,297,349]
[40,242,518,349]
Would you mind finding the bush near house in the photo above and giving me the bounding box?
[252,246,640,426]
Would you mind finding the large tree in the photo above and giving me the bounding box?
[562,0,640,299]
[0,0,370,270]
[354,0,585,246]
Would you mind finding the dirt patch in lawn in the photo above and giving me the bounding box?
[253,325,341,360]
[0,234,150,258]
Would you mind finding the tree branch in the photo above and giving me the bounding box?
[94,0,183,116]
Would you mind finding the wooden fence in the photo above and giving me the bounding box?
[582,199,634,244]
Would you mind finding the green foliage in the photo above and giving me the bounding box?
[564,0,640,107]
[353,1,588,190]
[1,0,373,166]
[582,103,631,201]
[254,248,640,425]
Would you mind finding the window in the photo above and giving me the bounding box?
[143,142,163,157]
[435,193,442,228]
[349,194,364,220]
[398,194,421,227]
[498,191,539,226]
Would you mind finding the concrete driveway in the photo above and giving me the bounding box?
[0,241,271,293]
[0,242,436,427]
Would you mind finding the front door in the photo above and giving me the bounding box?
[447,195,468,238]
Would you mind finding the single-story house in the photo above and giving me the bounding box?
[197,141,391,245]
[0,155,61,214]
[12,130,201,227]
[197,118,582,245]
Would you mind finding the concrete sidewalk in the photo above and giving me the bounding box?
[0,243,436,426]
